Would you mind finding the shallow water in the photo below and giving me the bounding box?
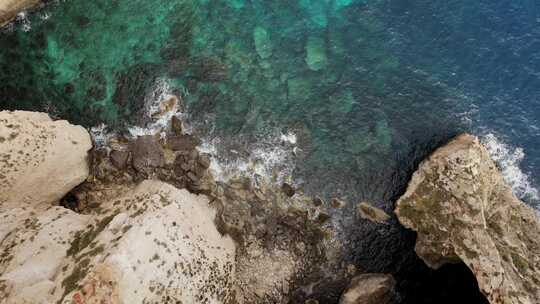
[1,0,539,210]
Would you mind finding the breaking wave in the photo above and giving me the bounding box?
[197,131,298,185]
[481,133,540,204]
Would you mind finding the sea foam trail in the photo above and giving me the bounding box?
[197,131,297,184]
[91,77,297,185]
[481,133,540,205]
[128,78,180,138]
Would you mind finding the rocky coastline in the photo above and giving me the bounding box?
[0,107,538,304]
[0,0,42,27]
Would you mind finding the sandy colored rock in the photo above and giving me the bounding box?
[0,111,92,210]
[0,207,91,303]
[357,202,390,224]
[0,0,41,27]
[339,273,395,304]
[395,134,540,304]
[0,180,237,304]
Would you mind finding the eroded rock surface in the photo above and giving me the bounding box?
[395,134,540,304]
[0,0,41,27]
[0,111,92,210]
[0,180,236,304]
[339,273,395,304]
[357,202,390,224]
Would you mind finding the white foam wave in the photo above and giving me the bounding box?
[89,123,110,146]
[128,78,181,138]
[198,131,298,184]
[16,12,32,32]
[481,133,539,202]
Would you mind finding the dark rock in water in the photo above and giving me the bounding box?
[312,196,324,206]
[357,202,390,224]
[131,135,164,173]
[197,153,211,170]
[167,135,201,151]
[339,273,395,304]
[316,212,331,224]
[110,150,129,169]
[171,116,184,135]
[331,198,345,208]
[281,182,295,197]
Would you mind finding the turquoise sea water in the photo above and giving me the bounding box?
[2,1,538,302]
[2,0,539,211]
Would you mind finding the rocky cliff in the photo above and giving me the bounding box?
[0,111,92,210]
[0,0,41,27]
[395,134,540,304]
[0,111,236,303]
[2,110,537,304]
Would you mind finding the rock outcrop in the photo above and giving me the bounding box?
[357,202,390,224]
[0,0,41,27]
[0,180,237,304]
[0,111,92,210]
[339,273,395,304]
[395,134,540,304]
[0,111,237,303]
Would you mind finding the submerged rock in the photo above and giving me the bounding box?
[0,0,41,27]
[253,26,272,59]
[281,182,296,197]
[0,111,92,210]
[339,273,395,304]
[357,202,390,224]
[395,134,540,304]
[306,36,328,71]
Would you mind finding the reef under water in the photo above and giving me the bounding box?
[1,0,539,302]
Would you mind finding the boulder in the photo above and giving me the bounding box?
[130,135,164,173]
[109,149,129,169]
[167,134,201,152]
[357,202,390,224]
[339,273,395,304]
[0,0,41,27]
[395,134,540,304]
[0,111,92,210]
[0,180,237,304]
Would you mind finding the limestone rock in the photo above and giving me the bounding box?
[0,180,237,304]
[0,111,92,210]
[357,202,390,224]
[0,0,41,27]
[395,134,540,304]
[339,273,395,304]
[0,207,91,303]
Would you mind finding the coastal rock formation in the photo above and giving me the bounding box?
[0,111,92,210]
[0,180,237,304]
[357,202,390,224]
[339,273,395,304]
[0,111,236,303]
[395,134,540,304]
[0,0,41,27]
